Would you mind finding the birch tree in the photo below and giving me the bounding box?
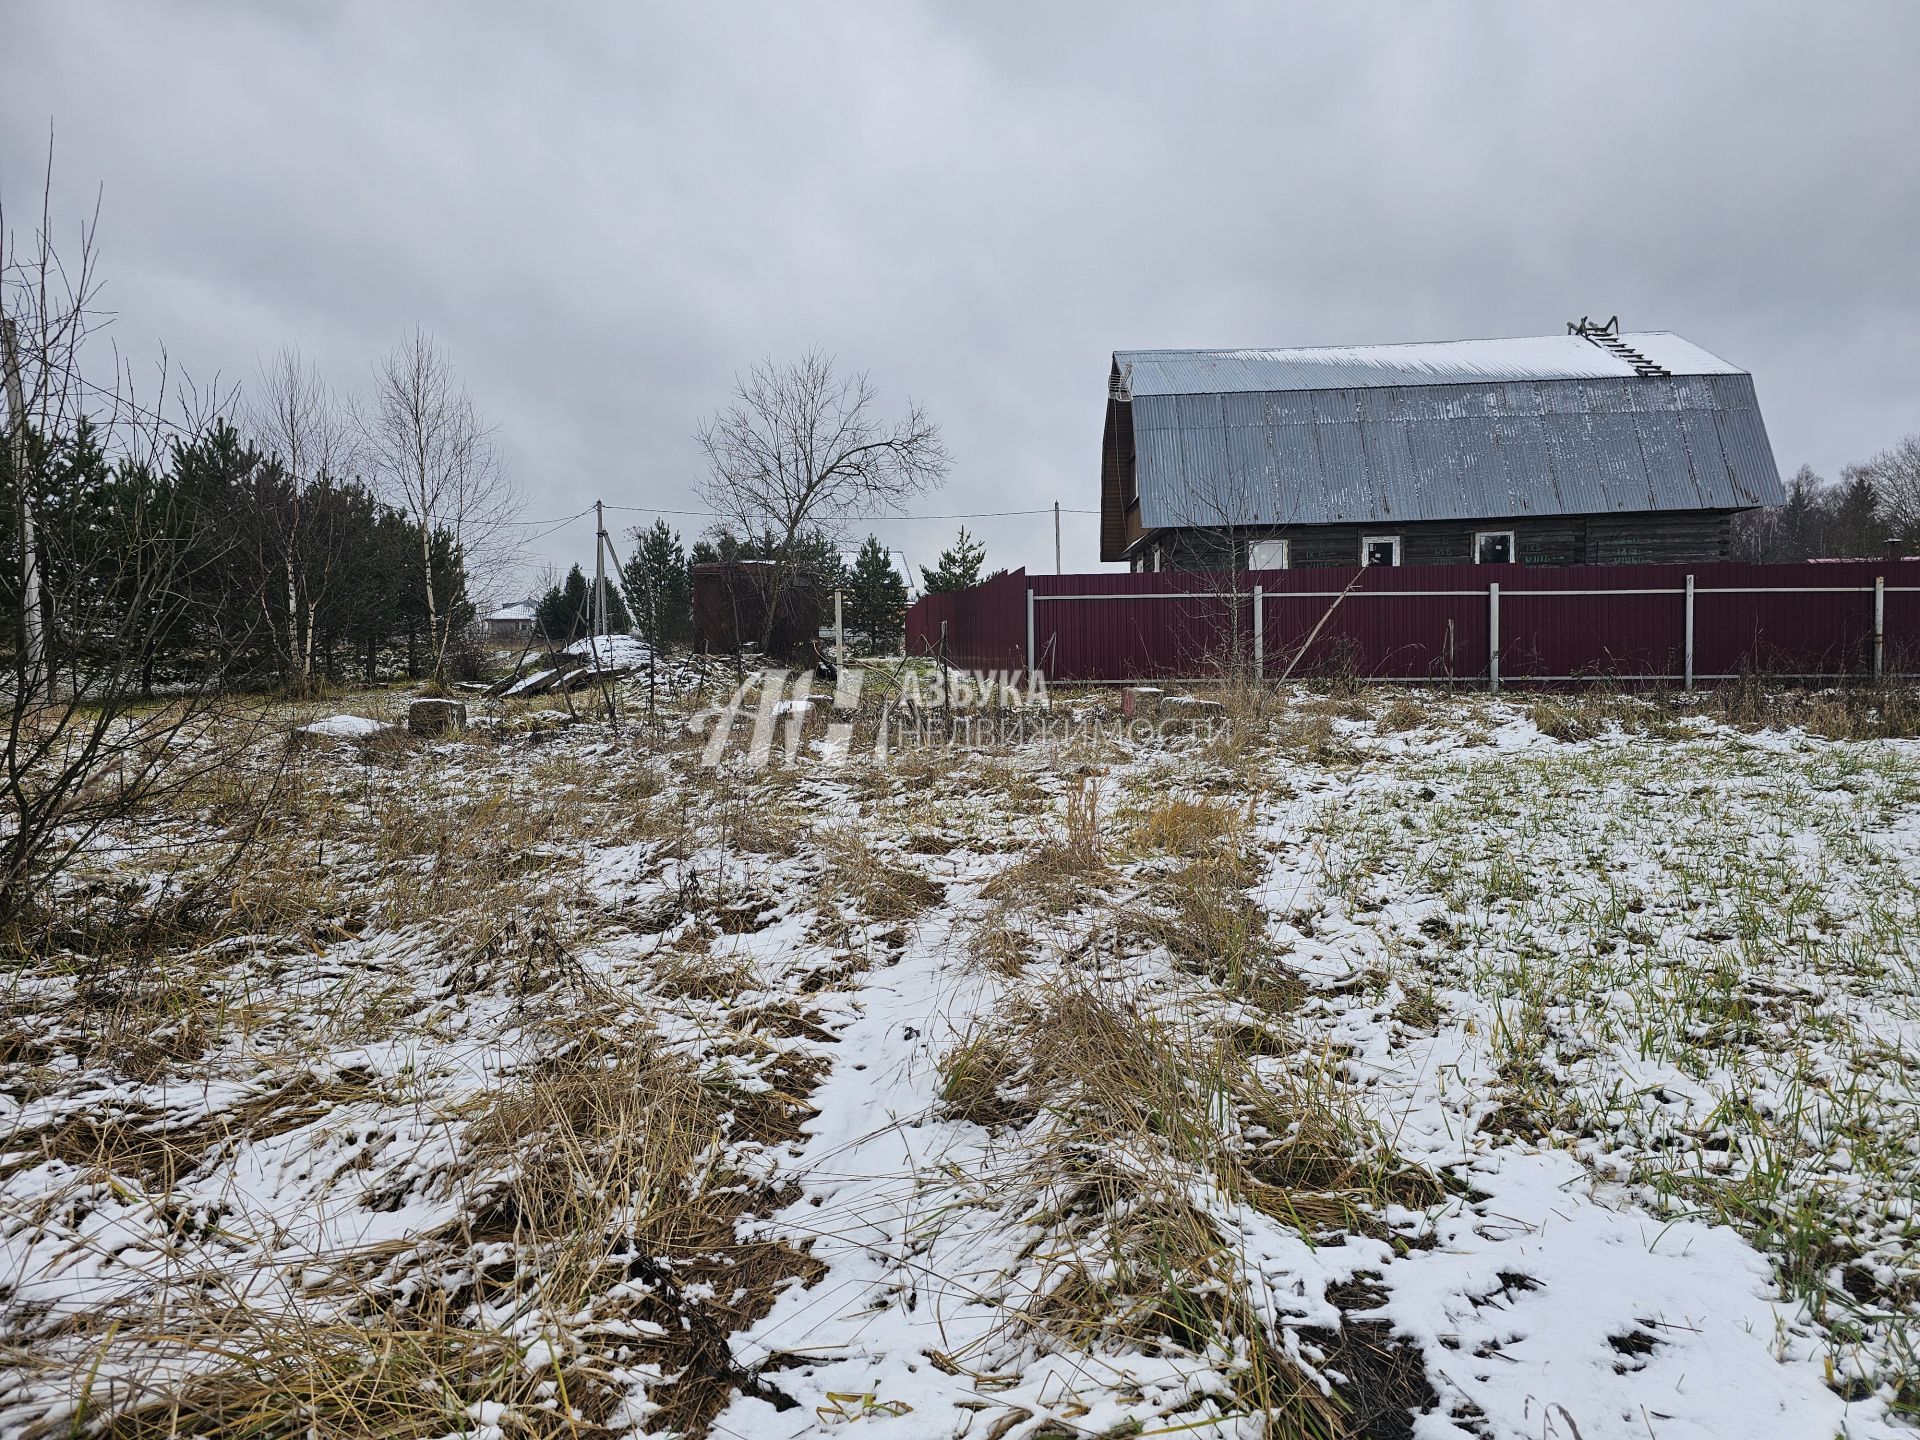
[245,348,358,692]
[360,328,518,681]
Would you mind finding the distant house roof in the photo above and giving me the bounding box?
[487,600,537,623]
[1101,330,1786,558]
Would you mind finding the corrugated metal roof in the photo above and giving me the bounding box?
[1130,371,1785,529]
[1117,332,1743,396]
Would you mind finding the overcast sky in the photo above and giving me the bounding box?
[5,1,1917,592]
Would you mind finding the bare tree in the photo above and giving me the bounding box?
[2,158,265,931]
[1856,436,1920,544]
[359,328,519,681]
[696,350,948,651]
[244,348,359,693]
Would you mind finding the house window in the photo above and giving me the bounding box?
[1152,544,1164,573]
[1361,535,1401,567]
[1475,531,1515,564]
[1249,538,1290,570]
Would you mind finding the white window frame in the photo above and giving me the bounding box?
[1360,534,1401,567]
[1248,538,1290,570]
[1152,544,1164,573]
[1474,530,1517,564]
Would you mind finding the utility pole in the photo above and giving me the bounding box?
[1054,501,1062,575]
[593,498,607,646]
[1,318,42,693]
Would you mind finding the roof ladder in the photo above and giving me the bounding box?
[1567,315,1670,378]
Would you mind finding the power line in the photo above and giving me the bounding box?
[600,503,1097,522]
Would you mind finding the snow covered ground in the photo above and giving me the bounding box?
[1,682,1914,1437]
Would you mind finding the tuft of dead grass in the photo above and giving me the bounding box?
[940,977,1441,1434]
[1135,850,1302,1012]
[815,828,945,922]
[1377,692,1430,732]
[650,944,760,1002]
[1272,707,1357,764]
[982,776,1108,911]
[458,1023,824,1433]
[964,901,1040,976]
[78,1301,623,1440]
[1128,792,1247,859]
[942,977,1437,1222]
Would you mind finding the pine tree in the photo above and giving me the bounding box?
[846,535,908,654]
[1829,466,1884,557]
[534,563,630,644]
[537,565,587,643]
[621,519,691,650]
[1776,466,1827,562]
[920,526,987,593]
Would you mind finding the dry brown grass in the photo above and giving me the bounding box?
[814,828,945,922]
[1271,707,1357,764]
[0,1070,380,1190]
[940,977,1440,1435]
[1127,792,1247,858]
[964,902,1039,976]
[1710,678,1920,739]
[1136,851,1302,1011]
[2,698,866,1440]
[1525,687,1690,742]
[1529,695,1607,741]
[1377,691,1430,732]
[649,943,761,1002]
[982,776,1108,912]
[456,1022,824,1433]
[75,1302,621,1440]
[466,1030,720,1262]
[969,758,1048,812]
[943,977,1434,1220]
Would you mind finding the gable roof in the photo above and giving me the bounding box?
[1102,331,1785,557]
[1115,332,1741,396]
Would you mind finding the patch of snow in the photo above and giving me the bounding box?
[296,714,390,738]
[564,633,653,669]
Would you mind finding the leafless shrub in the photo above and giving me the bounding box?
[2,174,272,934]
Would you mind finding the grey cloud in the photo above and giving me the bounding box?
[5,0,1916,587]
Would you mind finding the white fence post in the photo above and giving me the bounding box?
[1684,573,1695,691]
[1875,574,1886,680]
[1253,585,1264,681]
[1025,587,1036,684]
[1488,582,1500,693]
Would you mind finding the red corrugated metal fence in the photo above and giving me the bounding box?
[903,561,1920,685]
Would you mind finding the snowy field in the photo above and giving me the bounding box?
[2,677,1916,1438]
